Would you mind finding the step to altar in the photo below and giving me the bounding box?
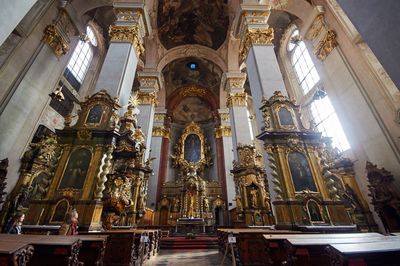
[160,236,219,250]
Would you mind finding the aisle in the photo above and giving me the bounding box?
[147,249,231,266]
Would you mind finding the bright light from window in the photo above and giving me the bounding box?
[291,41,320,94]
[311,96,351,152]
[288,29,350,152]
[66,26,98,83]
[86,26,97,47]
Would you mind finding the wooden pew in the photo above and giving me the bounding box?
[283,235,400,266]
[0,235,82,266]
[0,241,34,266]
[263,233,383,266]
[327,241,400,266]
[82,229,160,266]
[217,228,299,265]
[77,235,108,266]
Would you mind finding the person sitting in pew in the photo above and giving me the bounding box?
[59,209,79,235]
[5,212,25,234]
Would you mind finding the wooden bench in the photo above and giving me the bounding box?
[0,235,82,266]
[82,229,160,266]
[77,235,108,266]
[263,233,383,266]
[327,241,400,266]
[283,235,400,266]
[0,241,34,266]
[217,228,299,265]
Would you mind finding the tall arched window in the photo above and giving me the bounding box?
[288,30,350,151]
[64,26,97,91]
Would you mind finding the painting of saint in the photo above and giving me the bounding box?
[278,107,294,126]
[86,104,103,124]
[59,149,91,189]
[184,134,201,163]
[288,152,317,192]
[307,200,324,222]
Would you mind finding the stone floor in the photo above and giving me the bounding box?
[145,249,231,266]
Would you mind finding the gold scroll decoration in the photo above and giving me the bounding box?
[152,126,171,139]
[240,27,274,62]
[215,126,232,138]
[227,92,247,108]
[42,24,70,58]
[109,25,145,57]
[314,30,338,61]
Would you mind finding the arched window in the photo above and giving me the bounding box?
[288,30,350,151]
[64,26,97,91]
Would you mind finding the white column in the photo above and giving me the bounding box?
[236,7,286,133]
[217,108,236,210]
[147,109,168,209]
[222,73,253,160]
[137,72,161,160]
[95,4,151,111]
[0,7,77,193]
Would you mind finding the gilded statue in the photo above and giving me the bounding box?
[264,195,271,212]
[203,197,209,212]
[187,195,194,218]
[250,189,258,208]
[133,127,145,142]
[172,197,180,212]
[235,195,243,211]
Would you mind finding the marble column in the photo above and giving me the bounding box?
[147,110,170,209]
[0,7,78,193]
[137,72,161,160]
[94,3,151,111]
[221,73,253,160]
[215,108,235,210]
[236,8,286,132]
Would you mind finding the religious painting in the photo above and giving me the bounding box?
[86,104,103,124]
[278,107,294,126]
[173,97,213,123]
[307,200,324,223]
[157,0,229,50]
[288,152,317,192]
[184,134,201,163]
[59,149,91,189]
[50,199,69,223]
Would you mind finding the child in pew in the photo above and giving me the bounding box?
[5,212,25,234]
[59,209,79,235]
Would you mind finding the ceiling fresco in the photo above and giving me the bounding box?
[157,0,229,50]
[162,57,222,97]
[171,96,213,124]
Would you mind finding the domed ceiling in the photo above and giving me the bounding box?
[162,57,222,97]
[157,0,229,50]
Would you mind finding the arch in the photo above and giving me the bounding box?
[306,199,324,223]
[157,45,227,73]
[50,199,70,223]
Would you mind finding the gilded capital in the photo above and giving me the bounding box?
[314,30,338,61]
[240,27,274,62]
[227,92,247,108]
[109,25,145,57]
[42,24,70,57]
[215,126,232,138]
[138,91,158,106]
[152,126,171,139]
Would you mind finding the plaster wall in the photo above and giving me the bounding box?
[336,0,400,90]
[0,0,37,47]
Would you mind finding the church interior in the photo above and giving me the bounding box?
[0,0,399,265]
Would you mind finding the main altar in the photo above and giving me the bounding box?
[156,122,224,230]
